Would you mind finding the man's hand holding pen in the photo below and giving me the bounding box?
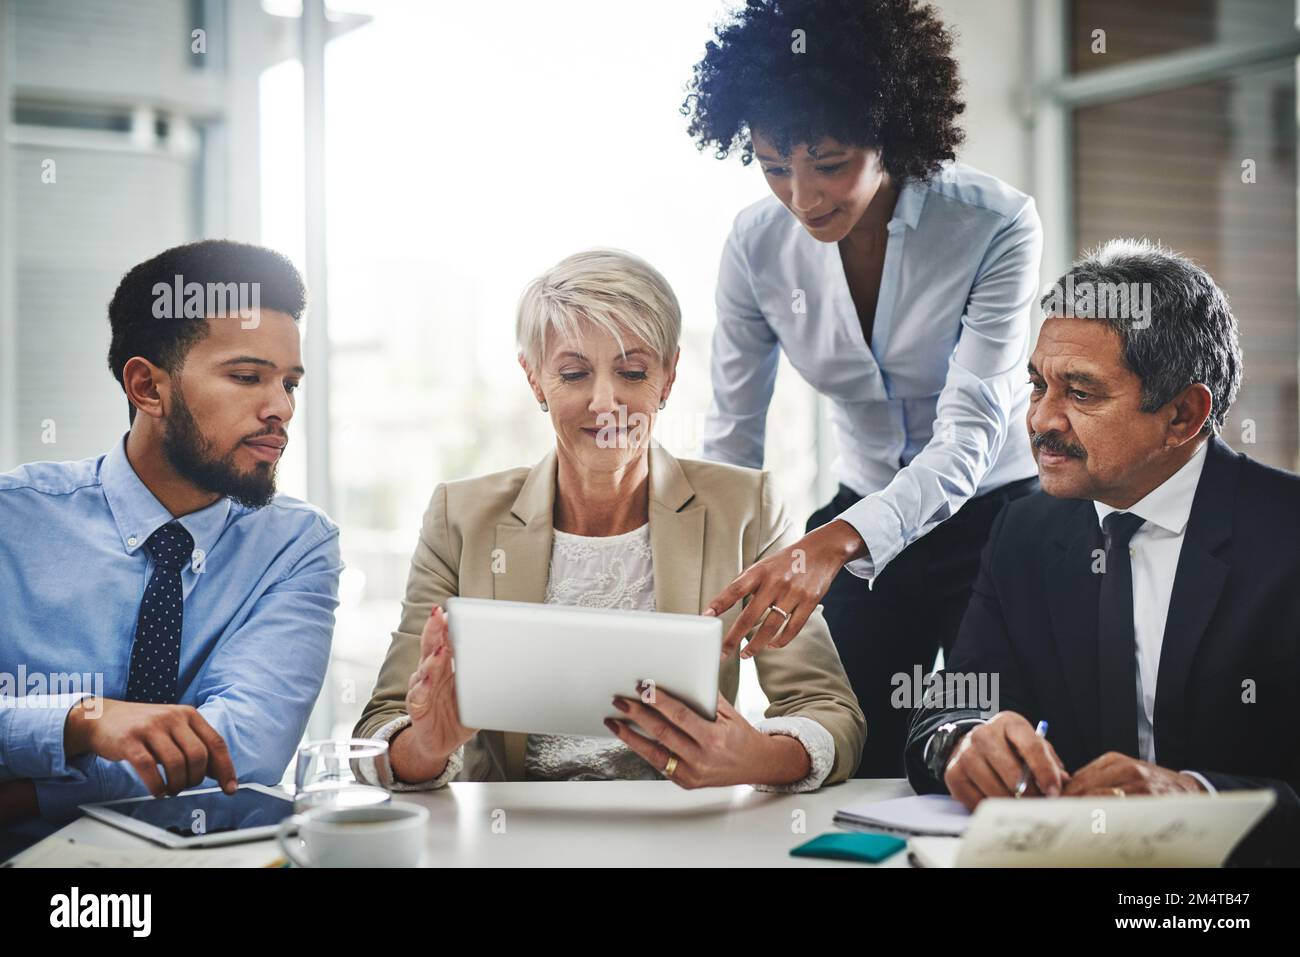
[944,711,1069,811]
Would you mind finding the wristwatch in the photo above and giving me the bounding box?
[925,720,979,782]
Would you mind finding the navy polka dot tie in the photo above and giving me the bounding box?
[125,521,194,705]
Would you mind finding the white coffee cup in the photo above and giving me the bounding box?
[276,801,429,867]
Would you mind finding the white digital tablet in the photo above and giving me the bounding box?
[446,597,722,738]
[79,783,295,848]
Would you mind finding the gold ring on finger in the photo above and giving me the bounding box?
[663,755,679,778]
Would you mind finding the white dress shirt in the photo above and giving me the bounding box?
[702,163,1042,579]
[1094,438,1214,790]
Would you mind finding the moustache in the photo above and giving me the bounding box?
[1031,431,1086,459]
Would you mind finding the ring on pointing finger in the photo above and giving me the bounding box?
[1111,787,1125,799]
[663,755,679,778]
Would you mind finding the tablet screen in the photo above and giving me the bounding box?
[98,788,294,839]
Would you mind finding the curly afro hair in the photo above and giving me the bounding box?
[681,0,965,182]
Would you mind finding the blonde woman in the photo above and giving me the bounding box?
[355,249,864,791]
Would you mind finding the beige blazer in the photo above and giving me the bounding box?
[355,445,866,785]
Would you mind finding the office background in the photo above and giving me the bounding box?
[0,0,1296,750]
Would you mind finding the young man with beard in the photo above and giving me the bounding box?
[0,240,342,852]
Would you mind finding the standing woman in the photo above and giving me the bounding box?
[683,0,1042,776]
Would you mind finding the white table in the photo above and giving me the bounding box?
[10,779,917,867]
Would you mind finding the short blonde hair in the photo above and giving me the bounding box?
[515,248,681,370]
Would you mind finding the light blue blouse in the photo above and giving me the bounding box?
[701,163,1041,580]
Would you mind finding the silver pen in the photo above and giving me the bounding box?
[1013,720,1050,798]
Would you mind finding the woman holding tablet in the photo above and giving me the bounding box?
[683,0,1042,775]
[354,249,864,792]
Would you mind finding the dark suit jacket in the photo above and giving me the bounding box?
[905,437,1300,866]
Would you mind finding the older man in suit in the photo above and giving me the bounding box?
[905,238,1299,866]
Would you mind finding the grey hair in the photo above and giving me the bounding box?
[515,248,681,370]
[1039,238,1242,435]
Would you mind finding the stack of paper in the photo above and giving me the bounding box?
[833,794,971,837]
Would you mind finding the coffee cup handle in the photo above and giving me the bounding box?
[276,814,311,868]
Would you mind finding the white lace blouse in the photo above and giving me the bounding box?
[368,523,836,793]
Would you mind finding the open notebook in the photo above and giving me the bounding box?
[903,790,1275,867]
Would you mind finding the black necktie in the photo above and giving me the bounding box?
[125,521,194,704]
[1096,510,1146,757]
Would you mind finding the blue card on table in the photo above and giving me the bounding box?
[789,832,907,863]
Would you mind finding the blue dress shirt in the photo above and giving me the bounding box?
[702,163,1041,579]
[0,433,342,827]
